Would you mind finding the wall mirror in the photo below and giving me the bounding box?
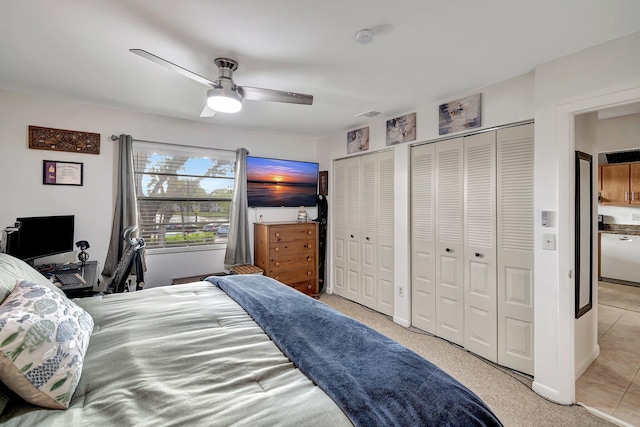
[575,151,593,319]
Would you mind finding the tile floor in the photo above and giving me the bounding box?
[576,281,640,426]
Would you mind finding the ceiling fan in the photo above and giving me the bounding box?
[130,49,313,116]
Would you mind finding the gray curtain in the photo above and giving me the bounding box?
[102,134,139,276]
[224,148,252,268]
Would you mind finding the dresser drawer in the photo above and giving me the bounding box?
[268,225,316,242]
[290,280,317,296]
[270,241,315,257]
[269,267,316,284]
[270,253,315,272]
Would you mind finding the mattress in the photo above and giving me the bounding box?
[0,282,352,426]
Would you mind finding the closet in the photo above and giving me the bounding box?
[333,150,394,316]
[411,123,534,375]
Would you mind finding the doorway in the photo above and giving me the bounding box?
[574,105,640,426]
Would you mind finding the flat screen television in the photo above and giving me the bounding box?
[246,156,319,207]
[6,215,75,263]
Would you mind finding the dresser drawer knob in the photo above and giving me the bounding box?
[275,276,280,280]
[274,261,280,267]
[307,271,312,276]
[307,230,312,235]
[307,284,312,290]
[274,247,280,252]
[306,244,312,248]
[307,256,312,262]
[275,232,281,238]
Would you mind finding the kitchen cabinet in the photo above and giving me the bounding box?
[600,233,640,284]
[600,162,640,206]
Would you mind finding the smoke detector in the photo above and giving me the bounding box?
[355,29,374,45]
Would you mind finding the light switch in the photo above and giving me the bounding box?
[543,234,556,250]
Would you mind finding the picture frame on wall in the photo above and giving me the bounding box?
[319,171,328,196]
[439,93,482,135]
[347,126,369,154]
[43,160,84,186]
[386,112,417,145]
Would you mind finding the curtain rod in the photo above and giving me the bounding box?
[110,135,239,153]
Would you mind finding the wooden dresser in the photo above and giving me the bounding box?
[254,222,318,297]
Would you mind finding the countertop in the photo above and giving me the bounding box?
[599,224,640,235]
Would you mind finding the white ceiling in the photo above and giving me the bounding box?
[2,0,640,139]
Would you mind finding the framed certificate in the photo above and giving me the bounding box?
[43,160,84,186]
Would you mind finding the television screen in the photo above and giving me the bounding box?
[246,156,319,207]
[7,215,75,262]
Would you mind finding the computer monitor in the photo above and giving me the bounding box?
[6,215,74,264]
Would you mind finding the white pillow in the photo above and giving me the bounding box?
[0,279,94,409]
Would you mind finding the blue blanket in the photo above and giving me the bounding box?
[207,275,502,427]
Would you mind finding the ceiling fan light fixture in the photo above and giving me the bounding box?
[207,87,242,113]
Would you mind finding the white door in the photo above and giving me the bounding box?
[435,138,465,346]
[463,131,497,362]
[411,143,437,333]
[360,153,378,309]
[377,150,395,316]
[332,159,348,296]
[497,123,535,375]
[345,157,362,304]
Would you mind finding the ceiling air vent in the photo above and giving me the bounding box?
[354,110,382,118]
[605,150,640,164]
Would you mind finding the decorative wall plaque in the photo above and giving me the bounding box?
[28,125,100,154]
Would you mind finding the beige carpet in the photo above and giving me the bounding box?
[320,293,620,427]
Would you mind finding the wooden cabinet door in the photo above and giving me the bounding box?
[630,163,640,206]
[601,164,630,205]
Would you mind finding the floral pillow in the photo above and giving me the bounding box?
[0,279,94,409]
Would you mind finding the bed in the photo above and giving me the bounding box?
[0,252,502,426]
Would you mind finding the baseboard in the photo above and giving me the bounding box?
[532,381,572,405]
[575,345,600,379]
[393,316,410,327]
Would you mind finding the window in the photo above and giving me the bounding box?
[133,142,235,250]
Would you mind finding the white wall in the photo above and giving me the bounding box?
[573,112,599,379]
[316,72,535,326]
[0,89,317,287]
[532,31,640,404]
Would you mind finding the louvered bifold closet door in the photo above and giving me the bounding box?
[463,131,498,362]
[376,150,395,316]
[346,157,363,304]
[360,154,378,309]
[332,158,348,297]
[497,123,535,375]
[435,138,465,346]
[411,143,437,333]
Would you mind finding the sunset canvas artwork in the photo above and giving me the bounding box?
[246,156,319,207]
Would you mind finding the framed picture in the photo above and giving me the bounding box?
[43,160,84,186]
[439,93,482,135]
[386,112,417,145]
[347,126,369,154]
[319,171,328,196]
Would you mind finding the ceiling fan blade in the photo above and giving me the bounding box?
[200,104,216,118]
[130,49,219,88]
[238,86,313,105]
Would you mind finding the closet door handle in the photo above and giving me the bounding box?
[365,237,370,241]
[445,248,454,253]
[475,252,484,258]
[350,234,354,238]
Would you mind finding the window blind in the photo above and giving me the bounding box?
[132,141,236,250]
